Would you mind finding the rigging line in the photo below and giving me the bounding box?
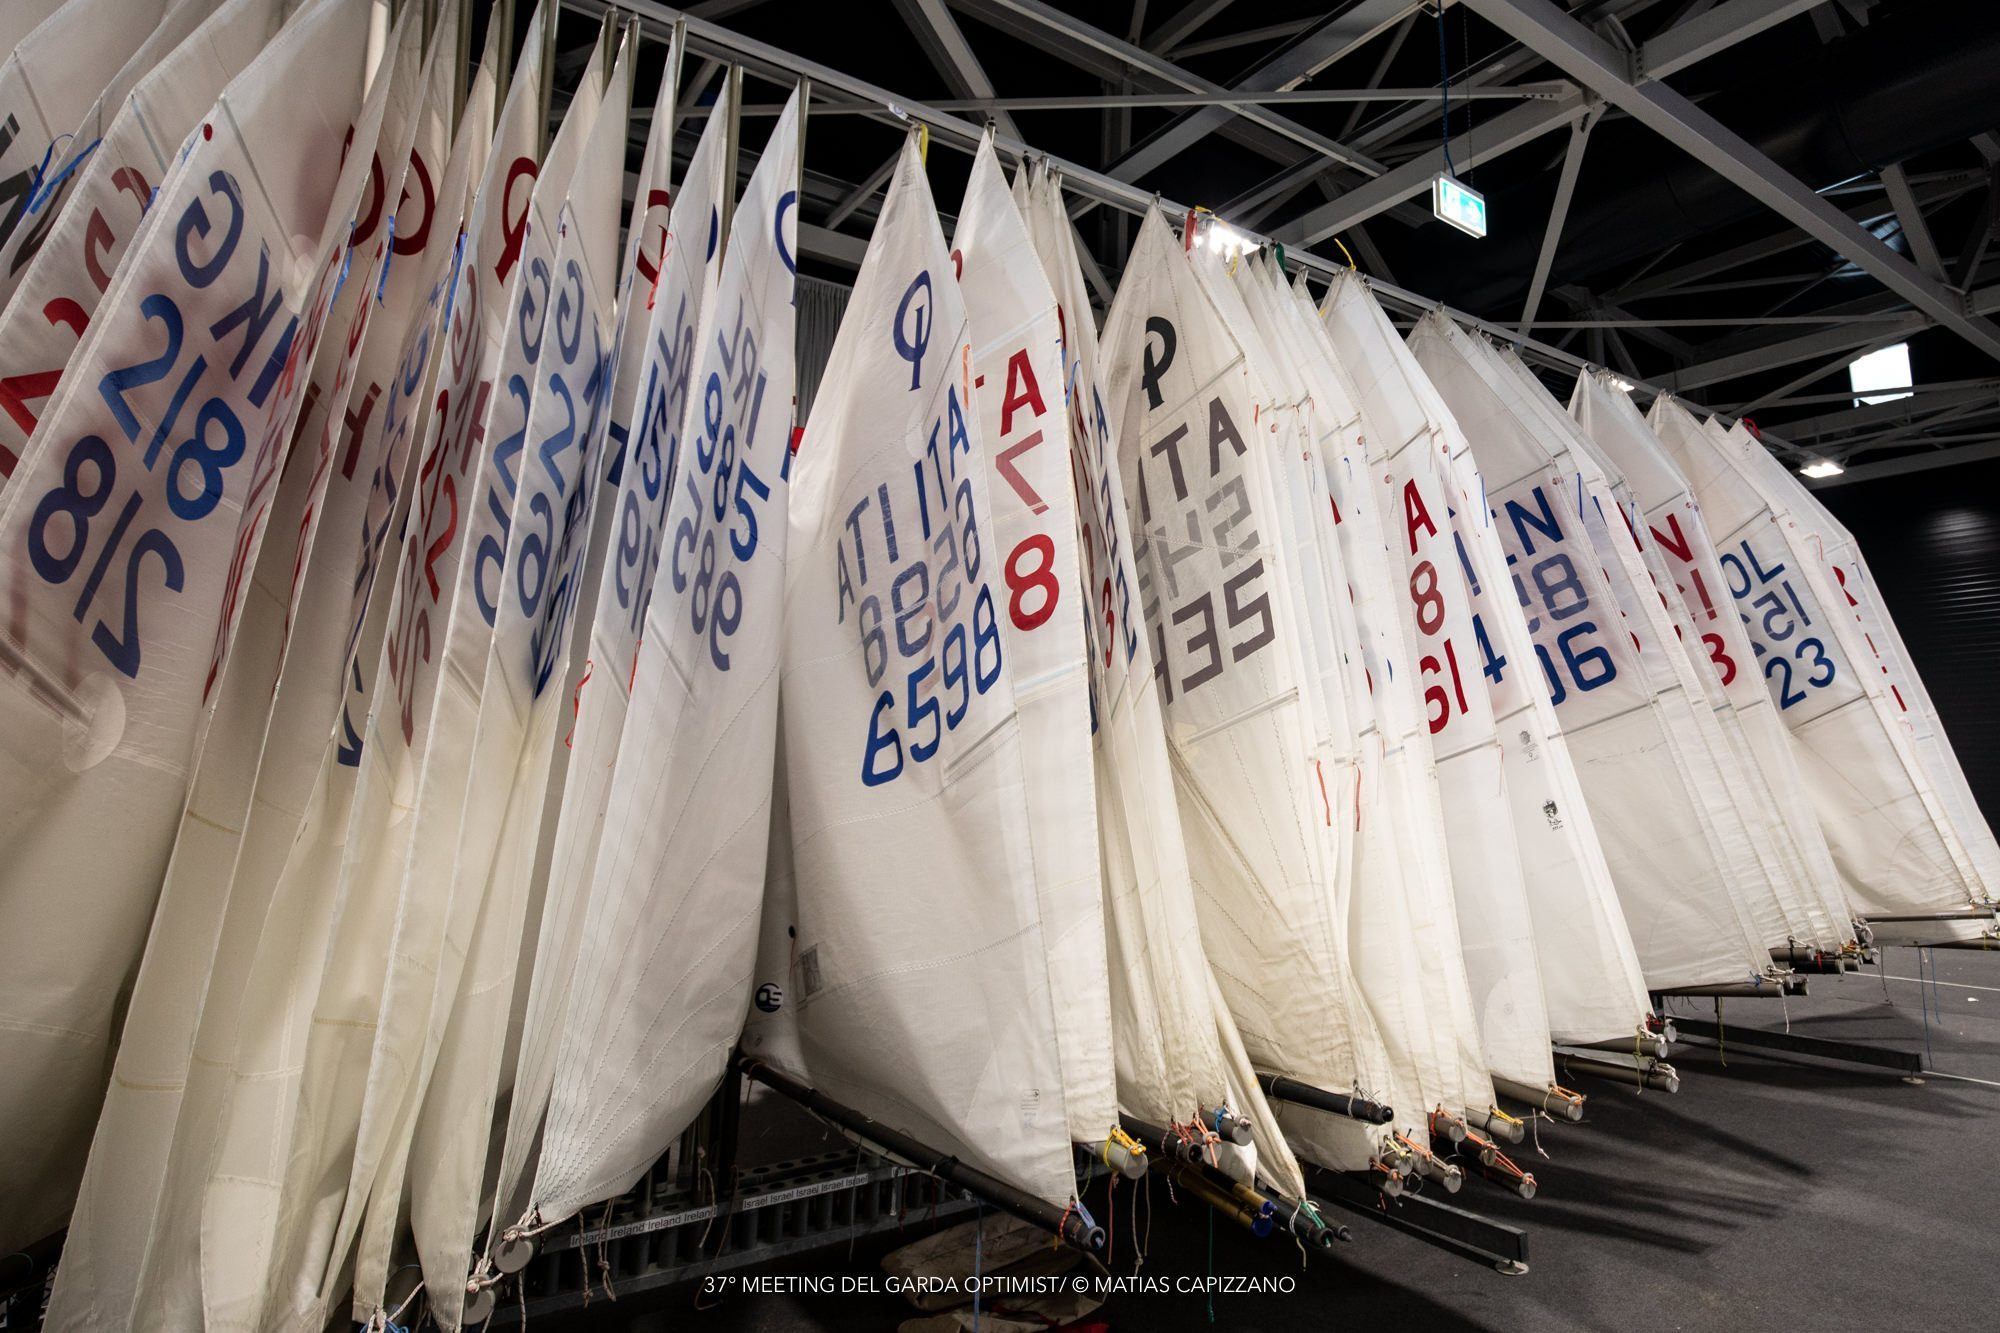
[1878,972,2000,994]
[1922,1070,2000,1091]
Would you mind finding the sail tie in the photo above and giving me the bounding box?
[594,1198,619,1299]
[376,215,396,302]
[26,135,100,215]
[565,657,595,748]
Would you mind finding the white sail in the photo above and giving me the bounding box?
[397,32,632,1326]
[1318,275,1650,1046]
[0,0,392,1256]
[1646,396,1987,925]
[266,21,606,1325]
[1569,372,1854,949]
[0,0,65,55]
[1709,414,2000,908]
[128,16,514,1329]
[1218,249,1492,1131]
[1409,314,1769,989]
[1102,210,1393,1174]
[1019,168,1304,1202]
[950,134,1118,1153]
[0,0,295,483]
[1477,342,1804,958]
[490,27,733,1244]
[43,9,451,1327]
[1262,263,1553,1101]
[531,85,801,1224]
[0,0,225,316]
[750,130,1075,1206]
[1557,370,1835,949]
[0,0,182,311]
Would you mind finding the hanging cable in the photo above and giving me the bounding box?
[1460,3,1475,183]
[1435,4,1457,178]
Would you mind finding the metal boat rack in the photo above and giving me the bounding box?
[1309,1167,1530,1276]
[1650,978,1927,1078]
[473,1061,1541,1320]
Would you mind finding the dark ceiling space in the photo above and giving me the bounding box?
[538,0,2000,483]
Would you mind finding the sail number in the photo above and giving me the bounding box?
[670,294,773,672]
[1718,537,1835,710]
[839,381,1002,787]
[23,169,302,683]
[1497,483,1618,707]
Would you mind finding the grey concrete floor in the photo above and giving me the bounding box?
[541,946,2000,1332]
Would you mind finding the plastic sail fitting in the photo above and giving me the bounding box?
[1207,1105,1255,1146]
[1085,1128,1150,1180]
[1428,1107,1469,1144]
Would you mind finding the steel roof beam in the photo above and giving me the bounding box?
[1635,0,1823,78]
[1463,0,2000,363]
[891,0,1021,140]
[948,0,1394,179]
[1881,162,1946,281]
[1520,107,1602,332]
[1275,89,1593,245]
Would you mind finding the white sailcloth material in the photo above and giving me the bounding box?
[1206,244,1483,1130]
[43,8,453,1327]
[0,0,224,318]
[281,20,605,1324]
[750,131,1081,1208]
[951,134,1118,1153]
[399,32,633,1326]
[1102,210,1393,1173]
[1646,396,1988,923]
[0,0,65,59]
[532,86,801,1224]
[0,0,293,484]
[491,29,731,1241]
[0,0,180,317]
[1569,373,1854,949]
[1409,314,1770,990]
[1317,274,1651,1047]
[1262,260,1548,1100]
[1710,414,2000,910]
[133,15,513,1330]
[0,0,392,1256]
[1020,168,1304,1202]
[1480,342,1804,959]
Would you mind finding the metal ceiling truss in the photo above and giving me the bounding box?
[562,0,2000,480]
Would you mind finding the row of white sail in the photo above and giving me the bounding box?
[0,0,1993,1326]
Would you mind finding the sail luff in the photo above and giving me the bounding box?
[531,86,801,1223]
[487,21,727,1243]
[0,0,396,1261]
[950,133,1118,1155]
[752,130,1078,1209]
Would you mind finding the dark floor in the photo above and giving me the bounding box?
[541,947,2000,1332]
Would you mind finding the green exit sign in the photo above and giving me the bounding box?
[1432,174,1488,238]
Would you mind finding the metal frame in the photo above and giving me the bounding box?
[1310,1167,1531,1274]
[557,0,2000,481]
[1666,1015,1925,1075]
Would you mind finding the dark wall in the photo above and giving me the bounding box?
[1818,459,2000,827]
